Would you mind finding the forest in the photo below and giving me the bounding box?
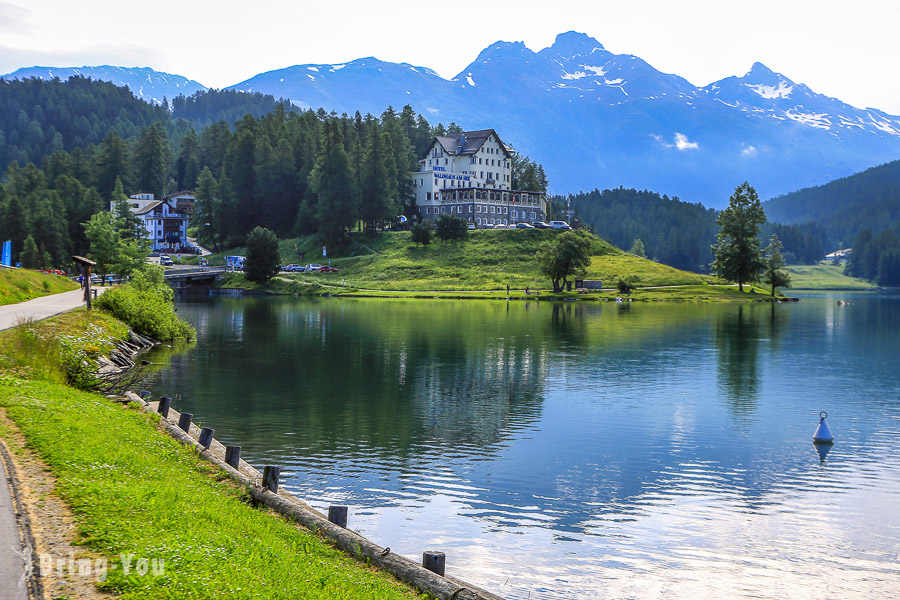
[1,75,897,284]
[559,188,826,272]
[0,76,546,267]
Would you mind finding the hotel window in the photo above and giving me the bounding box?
[512,210,518,219]
[427,192,431,200]
[531,211,536,219]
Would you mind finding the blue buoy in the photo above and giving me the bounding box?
[813,411,834,444]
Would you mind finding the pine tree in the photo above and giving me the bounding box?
[711,182,767,291]
[174,128,201,191]
[193,167,220,252]
[308,121,356,245]
[95,130,130,200]
[133,123,169,198]
[762,234,791,296]
[20,234,43,268]
[244,226,280,284]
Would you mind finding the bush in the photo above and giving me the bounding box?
[94,272,194,342]
[410,223,432,247]
[434,214,468,242]
[245,226,281,284]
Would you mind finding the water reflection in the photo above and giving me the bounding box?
[714,304,788,413]
[146,295,900,600]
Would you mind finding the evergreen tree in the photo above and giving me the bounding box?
[0,194,28,260]
[630,238,646,258]
[20,234,44,268]
[762,234,791,296]
[112,177,146,241]
[193,167,221,251]
[174,128,201,190]
[133,123,169,198]
[83,211,121,279]
[95,130,130,200]
[307,121,356,245]
[711,182,767,291]
[359,120,392,231]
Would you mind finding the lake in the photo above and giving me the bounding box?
[146,293,900,599]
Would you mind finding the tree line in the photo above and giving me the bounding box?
[3,76,548,266]
[845,227,900,287]
[560,187,828,272]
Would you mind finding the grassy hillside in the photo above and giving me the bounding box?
[786,263,874,290]
[200,230,711,292]
[0,268,79,305]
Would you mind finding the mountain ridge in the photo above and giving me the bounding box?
[3,31,899,208]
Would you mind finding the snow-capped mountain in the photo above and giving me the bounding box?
[230,31,900,207]
[5,33,900,208]
[1,65,207,105]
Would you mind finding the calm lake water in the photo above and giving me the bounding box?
[146,293,900,599]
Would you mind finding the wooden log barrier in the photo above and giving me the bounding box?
[328,505,348,528]
[127,392,504,600]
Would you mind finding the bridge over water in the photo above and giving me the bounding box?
[163,266,227,287]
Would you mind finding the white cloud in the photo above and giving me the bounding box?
[674,132,699,150]
[651,132,699,151]
[741,145,758,157]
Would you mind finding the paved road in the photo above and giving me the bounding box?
[0,448,29,600]
[0,287,107,332]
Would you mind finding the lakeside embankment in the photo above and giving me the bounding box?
[189,230,787,302]
[0,283,440,599]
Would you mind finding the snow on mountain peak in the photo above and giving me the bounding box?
[745,80,793,100]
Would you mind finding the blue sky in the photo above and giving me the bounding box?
[2,0,899,113]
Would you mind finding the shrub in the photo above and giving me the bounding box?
[94,273,194,342]
[434,214,468,242]
[410,223,432,247]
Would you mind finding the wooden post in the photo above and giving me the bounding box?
[224,446,241,469]
[178,412,193,432]
[262,466,280,493]
[157,396,172,418]
[198,427,214,449]
[422,552,445,576]
[328,506,348,528]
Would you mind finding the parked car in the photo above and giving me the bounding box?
[160,255,174,266]
[532,221,550,229]
[319,266,338,273]
[484,223,495,229]
[467,223,476,230]
[283,264,300,272]
[516,222,534,229]
[549,220,572,230]
[304,264,324,272]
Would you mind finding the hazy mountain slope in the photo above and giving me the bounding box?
[1,65,207,104]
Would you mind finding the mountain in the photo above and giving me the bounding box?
[230,31,900,208]
[764,159,900,245]
[1,65,207,105]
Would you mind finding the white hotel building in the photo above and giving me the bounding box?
[412,129,548,227]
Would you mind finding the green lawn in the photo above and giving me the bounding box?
[0,312,426,600]
[210,230,716,293]
[786,263,873,290]
[0,268,79,305]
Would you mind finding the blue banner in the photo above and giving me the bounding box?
[1,240,10,267]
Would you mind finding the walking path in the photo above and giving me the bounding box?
[0,447,29,600]
[0,286,114,597]
[0,287,107,332]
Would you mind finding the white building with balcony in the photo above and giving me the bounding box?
[412,129,548,227]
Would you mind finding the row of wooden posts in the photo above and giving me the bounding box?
[155,395,448,577]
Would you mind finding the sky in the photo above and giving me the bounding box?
[1,0,899,113]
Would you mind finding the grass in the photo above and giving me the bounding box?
[208,230,747,298]
[0,268,79,305]
[0,312,426,600]
[785,262,874,290]
[0,309,130,386]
